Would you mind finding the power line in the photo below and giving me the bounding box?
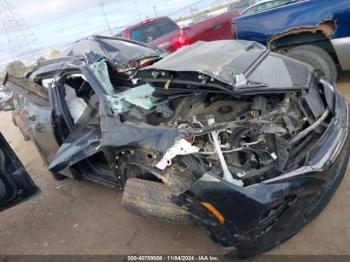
[166,0,210,17]
[0,0,40,73]
[25,3,100,27]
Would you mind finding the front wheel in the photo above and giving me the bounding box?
[285,45,337,83]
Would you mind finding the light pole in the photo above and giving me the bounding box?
[99,0,113,35]
[153,5,158,17]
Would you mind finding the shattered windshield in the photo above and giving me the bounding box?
[89,59,157,114]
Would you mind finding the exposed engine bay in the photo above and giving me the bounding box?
[116,82,330,192]
[111,41,332,191]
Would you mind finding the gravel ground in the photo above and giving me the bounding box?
[0,72,349,255]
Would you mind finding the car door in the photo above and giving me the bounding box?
[3,73,75,179]
[0,132,39,211]
[3,73,58,163]
[12,93,30,141]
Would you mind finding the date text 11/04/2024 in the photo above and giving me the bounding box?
[127,256,220,261]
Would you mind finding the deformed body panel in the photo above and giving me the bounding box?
[60,36,166,67]
[137,40,314,91]
[174,90,350,257]
[99,97,186,153]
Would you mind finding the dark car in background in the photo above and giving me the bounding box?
[2,36,350,257]
[0,132,39,212]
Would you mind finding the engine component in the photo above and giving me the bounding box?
[156,139,199,170]
[207,116,243,186]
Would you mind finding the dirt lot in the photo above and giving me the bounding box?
[0,73,350,256]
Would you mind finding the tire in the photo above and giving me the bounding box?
[122,178,193,224]
[51,172,66,181]
[286,45,337,83]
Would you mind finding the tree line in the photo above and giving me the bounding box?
[1,49,61,80]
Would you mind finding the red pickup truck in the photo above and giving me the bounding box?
[118,11,240,52]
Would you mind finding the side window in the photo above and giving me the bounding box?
[130,18,177,43]
[261,0,291,12]
[131,28,146,42]
[156,18,178,35]
[244,6,259,16]
[277,0,292,7]
[265,2,279,9]
[131,23,162,43]
[257,3,269,12]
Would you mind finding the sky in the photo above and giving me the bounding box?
[0,0,223,70]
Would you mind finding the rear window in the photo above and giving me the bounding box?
[131,18,178,43]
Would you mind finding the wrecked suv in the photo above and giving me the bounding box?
[2,36,350,257]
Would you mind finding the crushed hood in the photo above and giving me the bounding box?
[60,35,166,66]
[28,36,166,79]
[137,40,315,92]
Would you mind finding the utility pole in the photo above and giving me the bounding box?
[99,0,113,35]
[153,5,158,17]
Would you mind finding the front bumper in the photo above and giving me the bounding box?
[175,91,350,257]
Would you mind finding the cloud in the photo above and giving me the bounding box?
[16,0,68,21]
[0,0,218,66]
